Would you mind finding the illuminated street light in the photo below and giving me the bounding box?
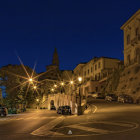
[70,81,74,85]
[77,76,82,115]
[33,86,37,89]
[51,88,54,92]
[36,99,39,102]
[61,82,64,86]
[54,84,57,88]
[29,78,33,82]
[78,77,82,82]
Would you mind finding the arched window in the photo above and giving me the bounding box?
[136,28,139,36]
[127,34,130,45]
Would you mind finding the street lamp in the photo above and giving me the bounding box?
[70,81,74,85]
[60,82,64,94]
[36,99,39,109]
[29,78,33,82]
[78,76,82,115]
[33,86,37,89]
[51,88,54,92]
[54,84,57,88]
[61,82,64,86]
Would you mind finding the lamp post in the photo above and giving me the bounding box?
[78,77,82,115]
[36,99,39,109]
[70,81,73,99]
[60,82,64,94]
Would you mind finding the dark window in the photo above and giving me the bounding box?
[98,73,101,79]
[88,69,89,75]
[91,67,93,72]
[95,64,97,70]
[84,71,86,76]
[127,55,130,64]
[127,34,130,45]
[98,62,100,68]
[136,28,139,36]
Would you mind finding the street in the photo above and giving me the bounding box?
[0,99,140,140]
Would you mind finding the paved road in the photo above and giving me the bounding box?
[1,100,140,140]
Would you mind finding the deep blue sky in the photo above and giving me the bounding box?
[0,0,140,73]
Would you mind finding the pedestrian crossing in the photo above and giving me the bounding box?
[0,116,57,121]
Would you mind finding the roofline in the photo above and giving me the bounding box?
[96,56,121,61]
[120,9,140,30]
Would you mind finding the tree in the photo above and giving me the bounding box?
[0,64,38,107]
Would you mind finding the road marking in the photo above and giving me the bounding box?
[84,105,97,115]
[0,116,58,121]
[98,121,134,127]
[14,118,24,120]
[31,116,65,136]
[92,105,97,113]
[68,124,110,134]
[46,121,139,137]
[25,117,34,120]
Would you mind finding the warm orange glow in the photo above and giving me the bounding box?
[33,86,37,89]
[29,78,33,82]
[70,81,74,84]
[54,84,57,88]
[61,82,64,86]
[78,77,82,82]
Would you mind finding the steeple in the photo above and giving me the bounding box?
[52,48,59,66]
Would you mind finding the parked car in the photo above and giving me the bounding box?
[58,106,71,115]
[0,107,8,116]
[136,97,140,104]
[118,94,133,103]
[50,105,56,110]
[92,93,105,99]
[57,106,63,114]
[105,94,118,101]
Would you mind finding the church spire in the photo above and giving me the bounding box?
[52,48,59,66]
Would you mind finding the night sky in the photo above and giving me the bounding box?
[0,0,140,73]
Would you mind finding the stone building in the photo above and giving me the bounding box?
[121,9,140,67]
[39,49,79,114]
[73,57,122,97]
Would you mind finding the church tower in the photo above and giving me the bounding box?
[52,48,59,67]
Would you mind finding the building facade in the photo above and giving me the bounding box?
[73,57,122,97]
[121,9,140,67]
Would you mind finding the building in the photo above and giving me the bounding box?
[73,57,122,97]
[121,9,140,67]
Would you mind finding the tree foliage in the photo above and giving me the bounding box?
[0,64,38,107]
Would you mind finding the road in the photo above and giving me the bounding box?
[0,99,140,140]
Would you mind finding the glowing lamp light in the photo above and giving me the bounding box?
[61,82,64,86]
[51,88,54,92]
[29,78,33,82]
[33,86,37,89]
[36,99,39,102]
[70,81,74,84]
[78,77,82,82]
[54,84,57,88]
